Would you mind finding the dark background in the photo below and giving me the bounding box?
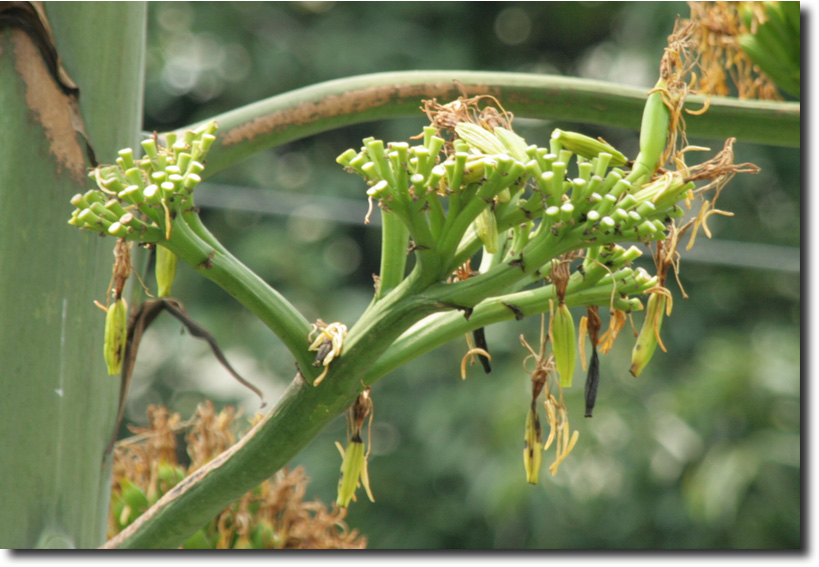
[124,1,800,549]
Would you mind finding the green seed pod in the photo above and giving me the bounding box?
[155,245,178,298]
[337,438,366,508]
[632,78,670,179]
[551,303,576,388]
[523,404,543,484]
[551,129,628,167]
[630,292,666,377]
[104,297,128,376]
[474,207,499,253]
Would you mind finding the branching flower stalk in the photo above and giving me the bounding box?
[68,123,318,376]
[71,24,759,546]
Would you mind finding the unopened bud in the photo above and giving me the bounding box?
[336,438,366,508]
[551,129,628,166]
[474,207,499,254]
[455,123,506,155]
[155,245,178,297]
[104,297,128,375]
[630,292,666,377]
[551,303,576,388]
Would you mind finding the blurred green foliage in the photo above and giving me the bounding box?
[124,1,799,549]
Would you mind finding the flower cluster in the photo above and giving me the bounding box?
[337,90,755,487]
[68,122,217,243]
[337,102,685,299]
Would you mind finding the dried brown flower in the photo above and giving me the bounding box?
[685,1,782,100]
[110,401,367,549]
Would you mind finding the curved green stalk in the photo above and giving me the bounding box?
[376,210,410,299]
[102,239,646,549]
[103,269,439,549]
[364,276,646,383]
[162,213,316,375]
[175,71,799,180]
[99,67,792,550]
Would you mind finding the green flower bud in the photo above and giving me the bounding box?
[551,129,628,166]
[117,148,136,171]
[454,123,506,155]
[336,438,366,508]
[176,152,192,175]
[631,78,670,179]
[366,180,389,199]
[183,173,201,193]
[140,138,159,159]
[336,148,358,166]
[155,245,178,297]
[107,221,129,238]
[630,292,667,377]
[118,185,145,205]
[474,207,499,254]
[551,303,576,388]
[125,167,146,190]
[251,520,276,549]
[494,126,530,162]
[462,156,489,184]
[151,170,167,186]
[104,297,128,375]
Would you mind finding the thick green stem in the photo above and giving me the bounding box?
[162,215,316,375]
[179,71,798,181]
[0,2,147,548]
[97,65,798,550]
[365,270,648,382]
[376,209,410,299]
[104,268,439,549]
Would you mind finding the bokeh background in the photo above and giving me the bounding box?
[123,1,800,549]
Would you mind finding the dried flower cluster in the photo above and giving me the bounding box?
[110,402,367,549]
[684,1,799,99]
